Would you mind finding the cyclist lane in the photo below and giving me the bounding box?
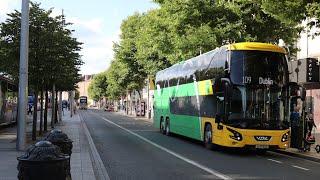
[81,110,320,180]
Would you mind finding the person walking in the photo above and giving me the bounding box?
[290,105,301,148]
[307,113,317,137]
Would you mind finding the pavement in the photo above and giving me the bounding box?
[275,133,320,163]
[0,109,104,180]
[83,109,320,180]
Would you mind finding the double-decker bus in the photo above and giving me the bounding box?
[154,42,302,150]
[79,96,88,110]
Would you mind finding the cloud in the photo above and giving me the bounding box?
[68,17,104,34]
[0,0,19,21]
[66,17,120,75]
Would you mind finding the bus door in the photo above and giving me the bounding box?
[213,78,232,131]
[289,84,306,149]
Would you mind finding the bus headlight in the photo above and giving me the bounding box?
[227,127,243,141]
[281,132,289,142]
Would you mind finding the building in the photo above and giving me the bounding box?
[296,19,320,132]
[77,75,94,106]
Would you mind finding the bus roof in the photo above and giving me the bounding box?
[226,42,286,54]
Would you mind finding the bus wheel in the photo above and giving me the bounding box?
[165,119,170,136]
[204,124,213,149]
[160,118,166,134]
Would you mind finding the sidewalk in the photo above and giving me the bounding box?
[56,111,96,180]
[275,133,320,163]
[0,110,100,180]
[0,113,50,179]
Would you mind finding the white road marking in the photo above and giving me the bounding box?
[267,159,282,164]
[94,113,232,180]
[292,165,309,171]
[131,129,158,132]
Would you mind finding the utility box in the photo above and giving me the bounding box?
[289,58,320,83]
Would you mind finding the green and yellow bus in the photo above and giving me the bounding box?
[154,42,298,150]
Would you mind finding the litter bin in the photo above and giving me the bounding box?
[45,129,73,178]
[17,141,70,180]
[45,129,73,155]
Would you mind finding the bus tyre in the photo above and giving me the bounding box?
[165,119,170,136]
[204,124,213,150]
[160,118,166,134]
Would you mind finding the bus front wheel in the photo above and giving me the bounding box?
[204,124,214,149]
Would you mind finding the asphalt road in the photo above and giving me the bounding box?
[80,110,320,180]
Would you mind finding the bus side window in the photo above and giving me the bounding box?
[169,77,178,87]
[184,75,191,84]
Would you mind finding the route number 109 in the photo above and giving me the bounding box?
[243,76,252,84]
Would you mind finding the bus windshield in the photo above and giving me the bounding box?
[230,50,288,86]
[227,86,289,130]
[227,50,289,130]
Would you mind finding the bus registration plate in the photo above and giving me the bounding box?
[256,145,269,149]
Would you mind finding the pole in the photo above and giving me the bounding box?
[17,0,30,151]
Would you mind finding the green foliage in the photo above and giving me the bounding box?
[105,0,307,98]
[0,2,83,92]
[261,0,320,35]
[88,72,108,101]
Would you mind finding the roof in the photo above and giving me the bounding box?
[226,42,286,54]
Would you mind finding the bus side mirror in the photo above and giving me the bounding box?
[215,114,221,124]
[221,78,232,98]
[215,114,224,130]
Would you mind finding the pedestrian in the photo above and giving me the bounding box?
[290,105,301,148]
[307,113,317,137]
[27,104,32,115]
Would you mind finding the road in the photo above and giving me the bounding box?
[80,110,320,180]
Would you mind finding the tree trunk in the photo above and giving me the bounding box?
[39,89,44,135]
[32,91,38,141]
[58,91,62,121]
[51,84,56,128]
[44,90,48,132]
[126,91,128,115]
[55,90,58,123]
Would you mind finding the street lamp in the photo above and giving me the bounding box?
[17,0,30,151]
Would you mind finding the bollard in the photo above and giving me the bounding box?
[17,141,69,180]
[45,129,73,156]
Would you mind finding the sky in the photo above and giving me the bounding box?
[0,0,158,75]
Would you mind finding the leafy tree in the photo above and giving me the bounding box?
[106,0,305,99]
[261,0,320,35]
[88,72,108,101]
[0,2,83,139]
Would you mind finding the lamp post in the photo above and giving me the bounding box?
[17,0,30,151]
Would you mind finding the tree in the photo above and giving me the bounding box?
[88,72,108,101]
[261,0,320,35]
[105,0,304,101]
[0,2,83,140]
